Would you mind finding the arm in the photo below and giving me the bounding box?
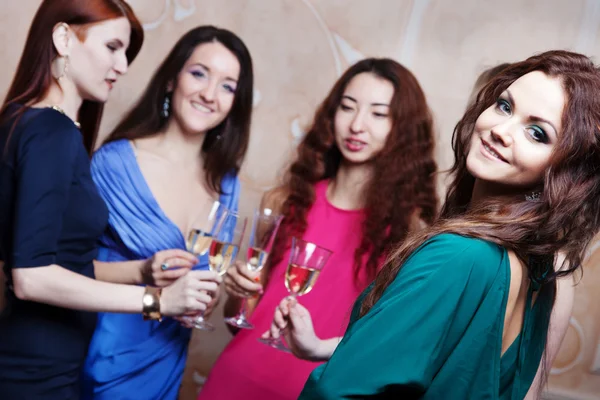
[93,249,196,287]
[94,259,144,285]
[15,265,143,312]
[300,236,501,398]
[310,337,342,362]
[10,119,217,316]
[13,265,219,315]
[525,254,575,399]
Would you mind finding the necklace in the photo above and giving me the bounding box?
[48,105,81,129]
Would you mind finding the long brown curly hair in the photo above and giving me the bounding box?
[361,50,600,317]
[267,58,438,286]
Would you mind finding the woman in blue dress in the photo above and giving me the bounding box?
[82,26,254,400]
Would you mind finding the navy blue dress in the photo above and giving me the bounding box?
[0,106,108,399]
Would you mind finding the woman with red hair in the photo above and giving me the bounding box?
[199,58,438,400]
[0,1,220,398]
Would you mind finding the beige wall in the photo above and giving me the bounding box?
[1,1,600,399]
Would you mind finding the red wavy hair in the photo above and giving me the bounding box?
[267,58,438,286]
[0,0,144,155]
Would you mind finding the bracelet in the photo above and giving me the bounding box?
[142,286,162,321]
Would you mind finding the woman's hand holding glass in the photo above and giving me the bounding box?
[136,247,223,318]
[223,259,263,299]
[261,296,340,362]
[158,269,222,316]
[262,296,320,359]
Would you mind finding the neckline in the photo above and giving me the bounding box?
[124,140,187,245]
[319,180,364,214]
[44,105,81,129]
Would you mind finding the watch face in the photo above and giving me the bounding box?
[143,294,153,306]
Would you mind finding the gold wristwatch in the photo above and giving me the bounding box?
[142,287,162,321]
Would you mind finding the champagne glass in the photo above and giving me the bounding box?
[257,237,332,352]
[192,210,247,331]
[185,200,228,261]
[224,208,283,329]
[184,200,228,331]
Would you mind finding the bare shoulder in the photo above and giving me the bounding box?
[260,186,289,215]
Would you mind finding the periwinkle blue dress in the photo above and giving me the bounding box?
[82,139,240,400]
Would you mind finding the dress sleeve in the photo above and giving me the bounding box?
[301,234,504,399]
[11,115,80,268]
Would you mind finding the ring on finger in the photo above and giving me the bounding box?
[161,262,170,271]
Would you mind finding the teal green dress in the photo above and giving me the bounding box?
[299,234,551,399]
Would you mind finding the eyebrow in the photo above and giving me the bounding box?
[191,62,238,82]
[505,89,558,136]
[342,95,390,107]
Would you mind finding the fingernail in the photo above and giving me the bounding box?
[253,276,260,282]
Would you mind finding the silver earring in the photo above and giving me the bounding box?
[525,191,542,202]
[161,96,170,119]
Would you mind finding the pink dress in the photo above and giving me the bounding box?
[198,180,372,400]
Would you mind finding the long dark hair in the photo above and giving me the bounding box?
[0,0,144,154]
[267,58,438,287]
[361,50,600,318]
[104,25,254,194]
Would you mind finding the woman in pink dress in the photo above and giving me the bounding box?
[198,58,439,400]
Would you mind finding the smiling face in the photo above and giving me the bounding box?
[169,41,240,135]
[466,71,566,192]
[67,17,131,102]
[333,72,394,164]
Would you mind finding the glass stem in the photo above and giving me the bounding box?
[238,297,248,319]
[278,294,297,342]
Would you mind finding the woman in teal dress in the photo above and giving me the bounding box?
[264,50,600,399]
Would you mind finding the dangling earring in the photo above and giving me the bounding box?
[525,191,542,202]
[161,96,170,119]
[53,55,69,80]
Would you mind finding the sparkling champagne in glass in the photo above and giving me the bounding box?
[186,229,212,258]
[185,200,227,259]
[207,214,247,276]
[192,211,247,331]
[258,237,332,352]
[225,208,283,329]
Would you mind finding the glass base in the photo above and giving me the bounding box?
[257,337,292,353]
[192,318,216,332]
[224,315,255,330]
